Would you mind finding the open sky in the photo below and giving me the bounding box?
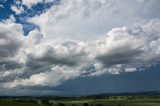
[0,0,160,96]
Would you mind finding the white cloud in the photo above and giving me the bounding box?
[125,68,137,72]
[27,29,42,44]
[21,0,43,8]
[29,0,122,40]
[5,15,16,23]
[11,5,24,15]
[29,0,160,40]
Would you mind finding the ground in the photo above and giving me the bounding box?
[0,96,160,106]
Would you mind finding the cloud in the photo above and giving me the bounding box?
[0,0,160,94]
[89,19,160,74]
[0,18,24,60]
[4,15,16,23]
[21,0,55,8]
[21,0,43,8]
[28,0,160,40]
[125,68,137,72]
[11,5,24,15]
[92,27,144,66]
[26,40,86,66]
[1,18,160,89]
[0,16,26,85]
[27,29,42,44]
[0,4,4,8]
[1,65,82,88]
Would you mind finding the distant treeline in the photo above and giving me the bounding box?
[0,91,160,100]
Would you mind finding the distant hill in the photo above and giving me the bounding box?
[0,91,160,99]
[86,91,160,97]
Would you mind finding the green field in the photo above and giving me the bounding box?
[0,96,160,106]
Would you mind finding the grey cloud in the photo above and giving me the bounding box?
[0,20,25,85]
[26,41,86,68]
[0,60,22,70]
[0,32,21,59]
[96,48,142,67]
[28,50,77,66]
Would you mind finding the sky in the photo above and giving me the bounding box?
[0,0,160,96]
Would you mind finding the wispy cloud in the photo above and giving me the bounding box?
[0,4,4,8]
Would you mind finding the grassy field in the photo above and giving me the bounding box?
[0,100,40,106]
[0,96,160,106]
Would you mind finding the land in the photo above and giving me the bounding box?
[0,91,160,106]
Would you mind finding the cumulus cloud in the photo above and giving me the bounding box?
[0,18,24,60]
[92,27,144,65]
[0,16,26,84]
[1,19,160,89]
[29,0,160,40]
[0,0,160,94]
[26,41,86,66]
